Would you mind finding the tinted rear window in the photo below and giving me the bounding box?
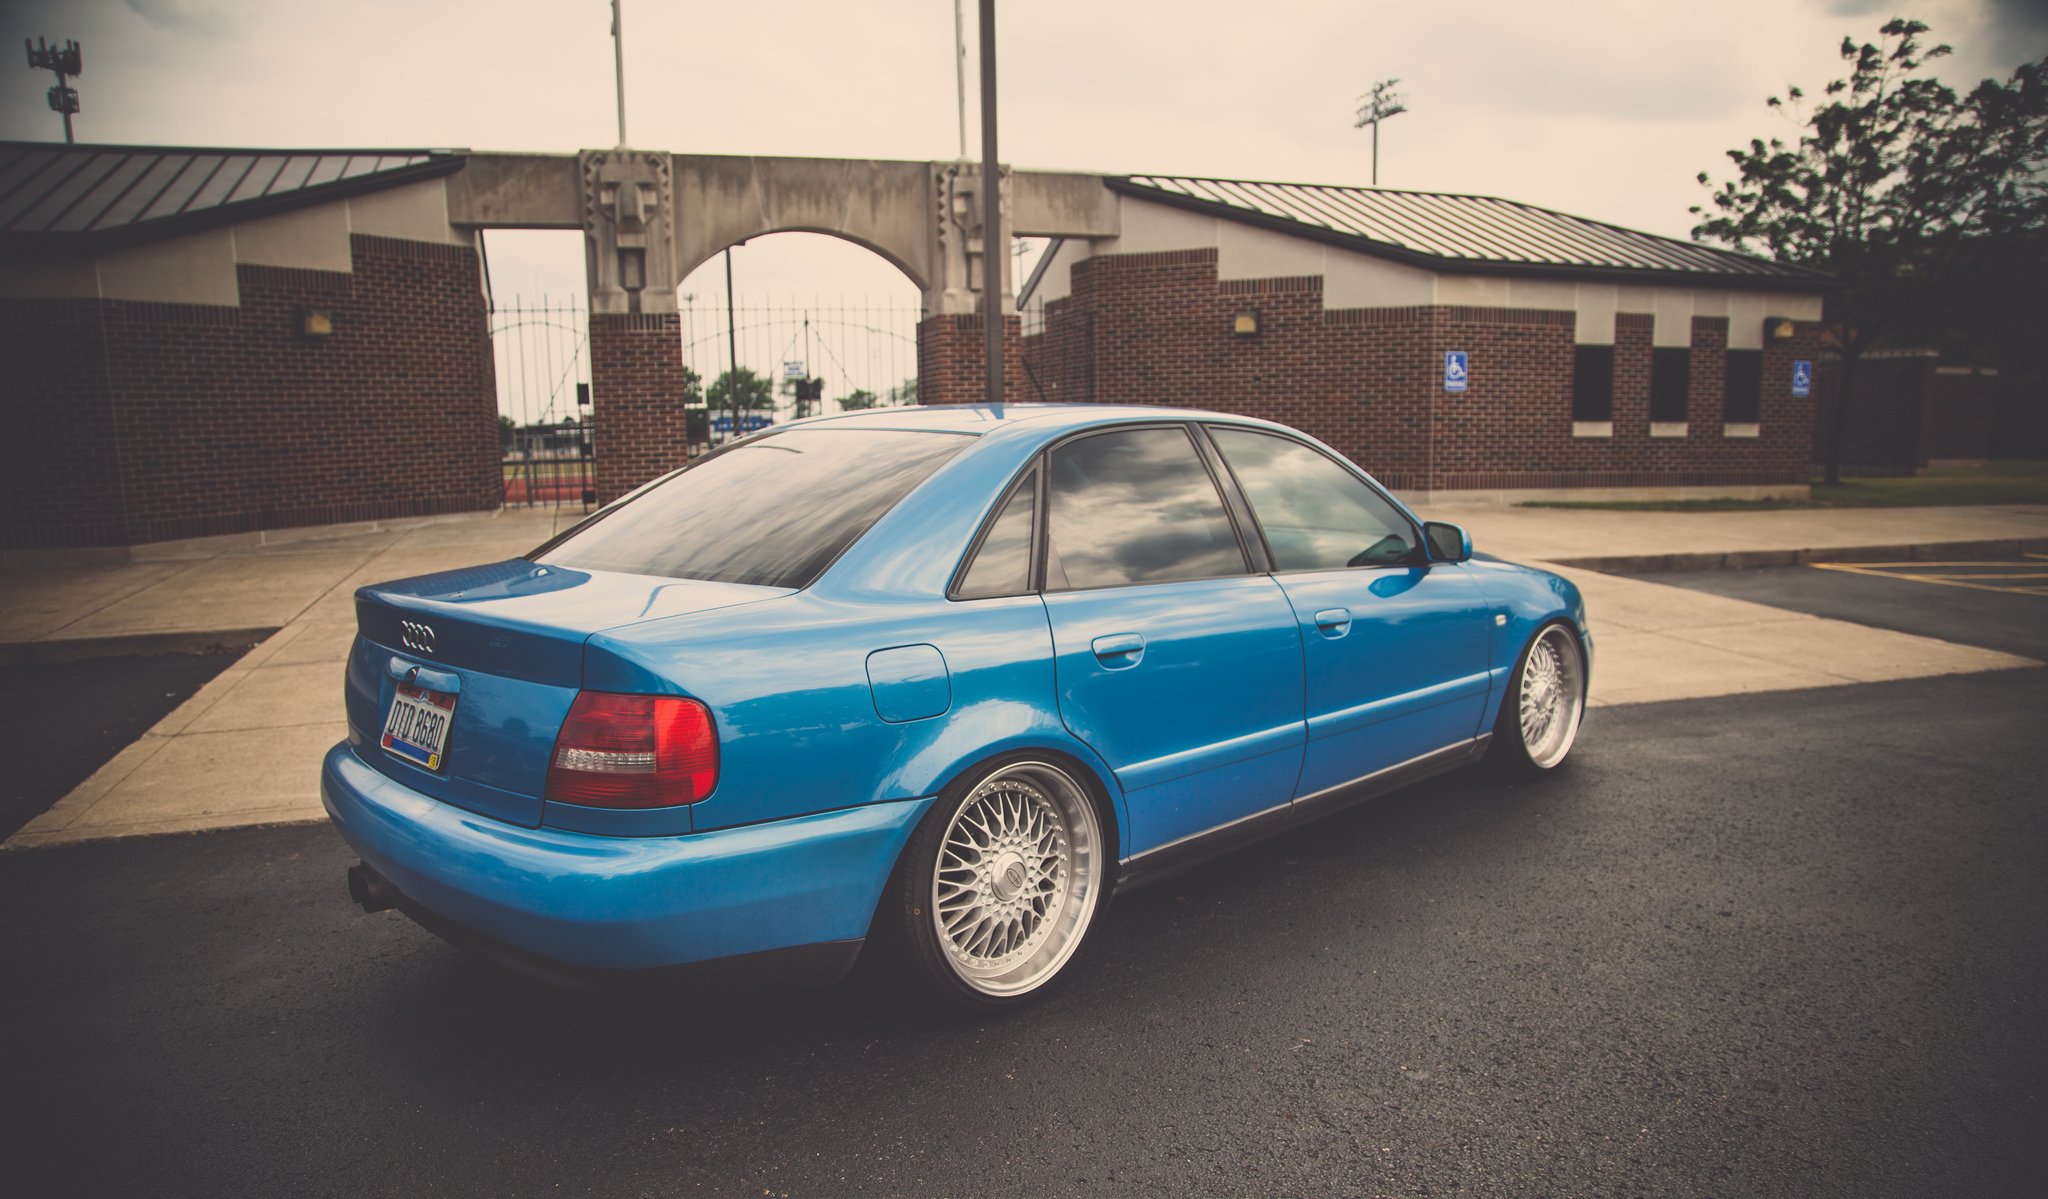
[534,429,968,589]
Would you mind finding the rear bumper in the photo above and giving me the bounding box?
[321,742,931,980]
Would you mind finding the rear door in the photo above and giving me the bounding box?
[1037,425,1306,855]
[1206,426,1491,798]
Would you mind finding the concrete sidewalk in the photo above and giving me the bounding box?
[4,502,2043,849]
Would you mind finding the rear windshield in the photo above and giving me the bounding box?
[533,428,969,589]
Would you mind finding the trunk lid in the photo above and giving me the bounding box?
[347,559,789,827]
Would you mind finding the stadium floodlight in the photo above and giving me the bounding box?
[1353,78,1407,187]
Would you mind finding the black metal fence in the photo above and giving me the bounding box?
[491,296,594,508]
[677,296,923,426]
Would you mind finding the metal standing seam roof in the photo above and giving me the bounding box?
[0,142,466,249]
[1110,175,1831,290]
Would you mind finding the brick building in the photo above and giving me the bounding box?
[1021,177,1833,502]
[1,143,499,550]
[1811,352,2007,472]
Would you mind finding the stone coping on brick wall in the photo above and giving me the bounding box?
[0,507,512,569]
[1395,483,1814,507]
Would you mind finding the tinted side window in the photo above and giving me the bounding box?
[955,469,1036,599]
[1045,427,1247,591]
[535,429,965,589]
[1209,428,1417,570]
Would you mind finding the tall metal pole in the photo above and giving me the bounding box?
[952,0,969,161]
[977,0,1003,408]
[610,0,628,146]
[1354,79,1406,189]
[725,248,741,440]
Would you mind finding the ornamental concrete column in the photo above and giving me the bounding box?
[579,149,690,501]
[918,161,1023,405]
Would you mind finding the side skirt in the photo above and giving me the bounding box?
[1114,735,1491,893]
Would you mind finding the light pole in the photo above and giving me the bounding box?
[978,0,1003,408]
[1354,78,1407,186]
[24,37,82,144]
[610,0,628,146]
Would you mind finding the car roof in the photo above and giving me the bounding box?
[781,403,1293,442]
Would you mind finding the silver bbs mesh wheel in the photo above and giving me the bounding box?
[1517,625,1586,769]
[931,761,1102,997]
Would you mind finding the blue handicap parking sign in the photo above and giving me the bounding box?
[1444,350,1468,392]
[1791,359,1813,398]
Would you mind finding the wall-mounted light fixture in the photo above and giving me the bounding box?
[1232,311,1260,337]
[297,307,334,339]
[1763,316,1796,341]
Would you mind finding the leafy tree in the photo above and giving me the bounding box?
[497,413,516,454]
[887,377,919,406]
[837,388,879,411]
[679,365,703,406]
[706,367,775,411]
[1691,19,2047,483]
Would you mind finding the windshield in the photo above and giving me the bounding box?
[533,428,970,589]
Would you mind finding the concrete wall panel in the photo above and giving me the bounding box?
[0,256,99,299]
[232,203,352,272]
[96,230,239,305]
[348,182,464,246]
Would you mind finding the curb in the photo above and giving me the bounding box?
[1549,537,2048,575]
[0,628,278,666]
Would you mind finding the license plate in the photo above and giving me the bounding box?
[381,681,456,771]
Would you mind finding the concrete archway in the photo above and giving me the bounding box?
[448,149,1117,499]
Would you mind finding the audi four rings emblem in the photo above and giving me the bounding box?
[400,620,438,654]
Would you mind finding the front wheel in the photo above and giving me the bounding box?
[1490,621,1587,776]
[877,756,1107,1011]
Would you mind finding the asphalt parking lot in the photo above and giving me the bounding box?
[1632,553,2048,661]
[0,649,247,840]
[3,655,2043,1197]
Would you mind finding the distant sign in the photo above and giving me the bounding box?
[1791,359,1813,398]
[1443,350,1469,393]
[711,413,775,434]
[783,359,806,380]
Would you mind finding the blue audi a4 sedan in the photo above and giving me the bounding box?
[324,404,1590,1009]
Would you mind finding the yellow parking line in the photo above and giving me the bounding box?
[1809,561,2048,596]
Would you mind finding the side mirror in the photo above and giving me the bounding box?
[1423,521,1472,563]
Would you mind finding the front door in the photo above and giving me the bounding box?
[1206,426,1491,797]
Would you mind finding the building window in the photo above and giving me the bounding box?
[1724,349,1763,425]
[1650,347,1690,424]
[1572,345,1615,422]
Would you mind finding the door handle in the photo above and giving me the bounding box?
[1313,608,1352,638]
[1090,632,1145,667]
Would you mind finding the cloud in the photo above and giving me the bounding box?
[1982,0,2048,48]
[119,0,234,37]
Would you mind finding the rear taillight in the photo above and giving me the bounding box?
[545,692,718,808]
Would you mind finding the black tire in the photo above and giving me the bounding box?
[1488,620,1588,778]
[872,752,1109,1012]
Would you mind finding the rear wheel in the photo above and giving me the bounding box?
[1491,621,1586,776]
[878,755,1106,1011]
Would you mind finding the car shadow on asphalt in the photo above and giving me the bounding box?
[345,760,1572,1081]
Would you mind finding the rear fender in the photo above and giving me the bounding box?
[585,591,1131,853]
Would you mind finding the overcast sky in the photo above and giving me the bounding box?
[7,0,2045,308]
